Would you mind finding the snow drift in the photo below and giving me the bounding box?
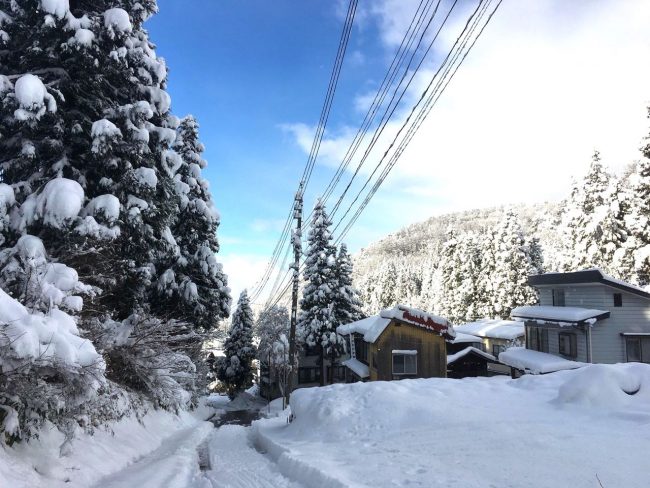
[255,364,650,488]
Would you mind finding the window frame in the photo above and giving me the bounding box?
[355,335,369,364]
[613,293,623,307]
[552,288,566,307]
[298,367,321,384]
[558,332,577,358]
[492,344,506,357]
[625,337,642,363]
[392,352,417,375]
[527,326,549,353]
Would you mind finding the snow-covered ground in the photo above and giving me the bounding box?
[0,401,215,488]
[5,365,649,487]
[255,363,650,488]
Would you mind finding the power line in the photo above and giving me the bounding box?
[252,0,358,305]
[335,0,503,243]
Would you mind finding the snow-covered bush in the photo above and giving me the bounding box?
[0,287,105,444]
[95,314,199,411]
[257,306,291,400]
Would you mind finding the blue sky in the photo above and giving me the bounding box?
[147,0,650,302]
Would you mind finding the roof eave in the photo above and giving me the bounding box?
[513,310,610,326]
[528,271,650,300]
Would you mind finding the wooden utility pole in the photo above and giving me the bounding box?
[285,184,303,408]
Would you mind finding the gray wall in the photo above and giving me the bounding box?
[537,284,650,363]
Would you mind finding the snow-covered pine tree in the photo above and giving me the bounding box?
[297,200,339,386]
[491,210,538,319]
[154,115,230,331]
[333,244,364,325]
[436,227,465,324]
[0,1,229,419]
[558,152,627,275]
[622,112,650,285]
[217,290,256,399]
[456,232,483,322]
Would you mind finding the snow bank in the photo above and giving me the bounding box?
[499,347,585,374]
[447,346,496,364]
[341,357,369,378]
[254,364,650,488]
[555,363,650,408]
[337,314,390,343]
[0,405,212,488]
[452,331,484,344]
[455,319,524,340]
[511,305,608,324]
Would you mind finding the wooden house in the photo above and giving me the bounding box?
[446,332,498,378]
[336,305,454,382]
[502,269,650,374]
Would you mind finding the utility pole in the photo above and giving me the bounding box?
[285,184,303,408]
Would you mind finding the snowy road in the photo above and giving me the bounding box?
[92,410,303,488]
[203,424,303,488]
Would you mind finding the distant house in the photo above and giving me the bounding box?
[454,319,525,356]
[503,269,650,374]
[453,319,524,375]
[337,305,454,382]
[295,345,346,389]
[447,346,498,378]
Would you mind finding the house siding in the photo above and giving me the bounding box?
[370,320,447,381]
[536,284,650,364]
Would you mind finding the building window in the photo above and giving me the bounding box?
[558,332,577,358]
[304,345,319,357]
[392,352,417,375]
[298,367,321,384]
[613,293,623,307]
[355,335,369,364]
[528,327,549,353]
[552,289,565,307]
[626,338,642,362]
[327,366,347,382]
[492,344,506,357]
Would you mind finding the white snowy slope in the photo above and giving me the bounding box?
[254,363,650,488]
[499,347,585,374]
[92,422,214,488]
[0,405,213,488]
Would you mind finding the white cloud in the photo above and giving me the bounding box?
[219,253,269,308]
[250,218,287,234]
[287,0,650,249]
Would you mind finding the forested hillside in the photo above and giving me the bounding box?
[353,143,650,324]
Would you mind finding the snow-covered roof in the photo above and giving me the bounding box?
[337,305,454,343]
[499,347,585,374]
[342,358,370,379]
[528,268,650,300]
[454,320,524,340]
[452,332,484,344]
[337,315,392,343]
[447,346,496,365]
[511,306,609,325]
